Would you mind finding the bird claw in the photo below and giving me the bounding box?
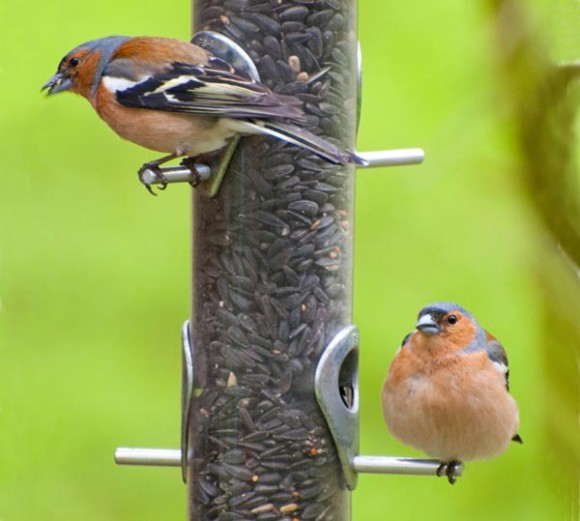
[179,158,203,188]
[436,460,462,485]
[138,163,169,196]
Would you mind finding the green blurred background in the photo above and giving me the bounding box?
[1,0,578,519]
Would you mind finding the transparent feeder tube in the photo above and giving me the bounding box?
[188,1,358,519]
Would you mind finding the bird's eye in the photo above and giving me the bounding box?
[69,57,80,67]
[447,315,458,325]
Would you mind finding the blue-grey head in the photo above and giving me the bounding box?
[42,36,129,96]
[415,301,477,336]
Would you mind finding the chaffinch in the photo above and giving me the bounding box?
[42,36,361,191]
[382,302,522,484]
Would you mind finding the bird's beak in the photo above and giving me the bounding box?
[416,314,440,335]
[42,73,72,95]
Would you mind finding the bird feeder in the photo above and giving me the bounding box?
[115,0,461,519]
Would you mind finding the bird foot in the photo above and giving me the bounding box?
[436,460,462,485]
[137,153,178,195]
[138,162,169,196]
[180,158,204,188]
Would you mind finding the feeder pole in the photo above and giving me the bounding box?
[187,0,359,519]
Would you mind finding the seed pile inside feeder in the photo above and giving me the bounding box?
[190,0,357,518]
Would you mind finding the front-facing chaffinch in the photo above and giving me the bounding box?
[43,36,362,190]
[382,302,522,484]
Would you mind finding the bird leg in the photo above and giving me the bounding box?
[137,153,178,195]
[136,137,240,197]
[436,460,462,485]
[179,158,209,188]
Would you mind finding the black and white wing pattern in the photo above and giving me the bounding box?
[485,336,511,391]
[485,335,522,443]
[112,58,305,122]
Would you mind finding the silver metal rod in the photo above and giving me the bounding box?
[140,149,423,188]
[114,447,181,467]
[140,164,212,185]
[357,148,425,168]
[352,456,463,477]
[114,448,464,479]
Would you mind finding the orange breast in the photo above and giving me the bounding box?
[91,85,233,156]
[382,347,519,461]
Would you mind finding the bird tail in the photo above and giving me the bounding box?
[229,120,366,165]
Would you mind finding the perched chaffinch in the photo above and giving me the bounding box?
[42,35,361,191]
[382,302,522,484]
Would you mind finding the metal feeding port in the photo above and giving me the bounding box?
[314,326,359,490]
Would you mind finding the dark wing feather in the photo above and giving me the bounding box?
[114,61,305,123]
[485,337,511,391]
[258,121,362,165]
[400,332,412,348]
[486,334,522,443]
